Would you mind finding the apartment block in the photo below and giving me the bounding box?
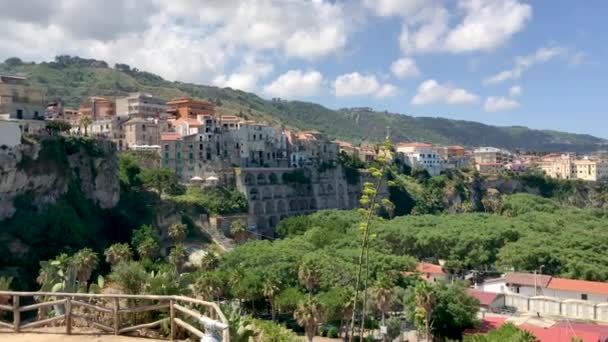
[115,92,167,118]
[79,96,115,118]
[396,142,444,176]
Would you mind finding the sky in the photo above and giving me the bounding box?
[0,0,606,137]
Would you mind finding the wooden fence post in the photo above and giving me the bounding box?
[65,297,72,335]
[113,297,119,335]
[169,299,176,341]
[13,295,20,333]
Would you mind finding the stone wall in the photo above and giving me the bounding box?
[505,294,608,322]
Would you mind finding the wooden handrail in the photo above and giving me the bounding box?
[0,291,230,341]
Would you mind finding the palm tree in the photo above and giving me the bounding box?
[168,223,187,243]
[372,280,394,340]
[414,282,437,341]
[193,273,224,301]
[136,237,159,260]
[294,297,324,342]
[79,115,92,136]
[200,252,219,271]
[72,248,99,286]
[298,262,320,295]
[168,244,188,272]
[262,278,281,321]
[104,243,132,268]
[230,219,248,244]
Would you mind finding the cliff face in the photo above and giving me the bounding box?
[440,172,608,213]
[0,136,120,221]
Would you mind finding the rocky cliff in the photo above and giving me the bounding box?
[438,170,608,213]
[0,136,120,221]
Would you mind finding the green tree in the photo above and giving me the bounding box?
[463,323,538,342]
[139,168,180,198]
[168,244,188,272]
[230,219,248,244]
[104,243,133,268]
[108,261,148,295]
[294,297,324,342]
[46,120,72,135]
[275,287,306,315]
[132,224,160,260]
[118,154,142,189]
[193,271,225,301]
[71,247,99,285]
[168,222,187,243]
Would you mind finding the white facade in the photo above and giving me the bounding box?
[478,279,538,297]
[397,145,444,176]
[479,277,608,303]
[0,119,22,147]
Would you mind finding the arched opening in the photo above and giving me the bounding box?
[269,173,279,184]
[257,173,267,185]
[245,173,255,185]
[253,202,264,215]
[249,187,259,200]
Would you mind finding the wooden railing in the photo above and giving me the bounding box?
[0,291,229,341]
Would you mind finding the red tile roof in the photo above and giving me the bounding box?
[416,262,445,275]
[470,318,608,342]
[467,289,501,306]
[548,277,608,296]
[505,272,552,288]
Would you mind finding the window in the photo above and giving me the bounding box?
[582,294,588,300]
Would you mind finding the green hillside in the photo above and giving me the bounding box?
[1,56,605,152]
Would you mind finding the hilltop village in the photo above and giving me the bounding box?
[1,75,608,235]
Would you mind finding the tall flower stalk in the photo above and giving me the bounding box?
[349,141,392,341]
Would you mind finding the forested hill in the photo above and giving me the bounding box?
[2,55,606,152]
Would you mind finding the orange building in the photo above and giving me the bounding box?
[447,145,465,158]
[166,97,215,119]
[79,96,115,118]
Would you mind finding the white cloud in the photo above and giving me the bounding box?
[509,85,522,97]
[263,70,324,99]
[411,79,479,105]
[0,0,355,84]
[390,57,420,79]
[334,72,398,98]
[375,84,399,98]
[362,0,427,18]
[484,96,520,112]
[443,0,532,53]
[484,46,565,84]
[213,55,274,92]
[391,0,532,54]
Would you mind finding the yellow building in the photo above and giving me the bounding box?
[573,158,608,181]
[541,154,575,180]
[0,75,46,119]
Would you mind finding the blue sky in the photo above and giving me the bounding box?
[0,0,606,137]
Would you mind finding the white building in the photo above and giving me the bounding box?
[396,142,444,176]
[478,272,608,303]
